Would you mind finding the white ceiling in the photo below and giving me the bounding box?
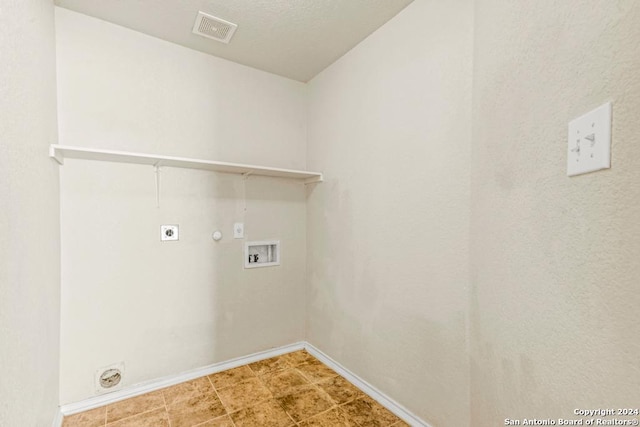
[54,0,414,82]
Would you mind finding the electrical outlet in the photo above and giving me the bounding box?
[234,223,244,239]
[567,102,612,176]
[160,225,179,241]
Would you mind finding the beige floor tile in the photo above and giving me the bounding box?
[62,406,105,427]
[248,355,292,376]
[361,396,402,425]
[196,414,236,426]
[295,360,338,383]
[316,375,364,405]
[105,391,164,423]
[162,376,214,405]
[167,393,227,427]
[216,377,273,412]
[261,368,310,397]
[340,396,401,426]
[275,384,334,423]
[64,354,408,427]
[106,408,169,427]
[229,399,295,427]
[283,350,317,366]
[208,365,256,390]
[297,407,357,426]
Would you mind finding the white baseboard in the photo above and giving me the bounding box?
[51,407,63,427]
[57,340,428,427]
[304,342,430,427]
[59,341,304,416]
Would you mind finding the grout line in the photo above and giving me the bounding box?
[183,375,234,427]
[106,406,168,427]
[298,403,337,424]
[310,381,332,401]
[105,407,165,426]
[104,392,168,426]
[334,401,365,427]
[161,388,171,427]
[205,374,214,389]
[258,375,287,424]
[268,381,299,427]
[206,374,224,404]
[270,354,343,426]
[206,373,235,424]
[192,415,235,427]
[163,377,213,407]
[281,405,299,427]
[254,368,276,397]
[293,366,314,384]
[247,361,260,376]
[252,357,300,426]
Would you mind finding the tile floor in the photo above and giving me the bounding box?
[62,350,410,427]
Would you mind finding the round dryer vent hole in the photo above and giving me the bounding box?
[95,362,125,393]
[99,369,122,389]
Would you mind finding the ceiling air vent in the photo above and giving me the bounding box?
[192,11,238,44]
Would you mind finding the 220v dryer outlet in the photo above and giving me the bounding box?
[160,225,179,241]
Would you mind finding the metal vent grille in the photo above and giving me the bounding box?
[192,12,238,44]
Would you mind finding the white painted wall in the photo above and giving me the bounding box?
[53,1,640,422]
[0,1,61,426]
[56,8,308,404]
[55,8,306,170]
[306,1,473,425]
[471,1,640,425]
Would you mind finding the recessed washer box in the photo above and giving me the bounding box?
[245,240,280,269]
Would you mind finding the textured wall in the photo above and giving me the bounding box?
[49,0,640,421]
[56,8,308,404]
[0,0,61,425]
[471,1,640,425]
[306,0,473,425]
[55,7,307,170]
[54,0,414,82]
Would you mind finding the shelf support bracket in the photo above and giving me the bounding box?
[50,145,64,165]
[304,174,324,185]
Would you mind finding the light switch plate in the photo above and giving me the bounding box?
[567,102,612,176]
[233,222,244,239]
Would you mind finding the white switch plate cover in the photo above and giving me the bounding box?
[160,225,179,241]
[567,102,612,176]
[233,223,244,239]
